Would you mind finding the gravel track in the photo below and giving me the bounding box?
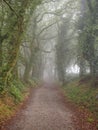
[5,84,75,130]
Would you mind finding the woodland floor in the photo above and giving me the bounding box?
[1,83,98,130]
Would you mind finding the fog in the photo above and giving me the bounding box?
[15,0,98,84]
[1,0,98,128]
[35,0,80,83]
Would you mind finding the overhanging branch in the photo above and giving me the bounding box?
[3,0,18,17]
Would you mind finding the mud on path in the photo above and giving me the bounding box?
[4,83,75,130]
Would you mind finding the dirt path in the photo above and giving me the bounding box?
[5,83,75,130]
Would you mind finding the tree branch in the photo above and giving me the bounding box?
[3,0,18,17]
[37,21,57,36]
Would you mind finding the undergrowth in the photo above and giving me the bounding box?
[63,79,98,119]
[0,99,14,125]
[0,80,25,126]
[0,79,37,126]
[9,79,26,103]
[28,78,39,87]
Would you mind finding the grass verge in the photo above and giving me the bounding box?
[63,79,98,120]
